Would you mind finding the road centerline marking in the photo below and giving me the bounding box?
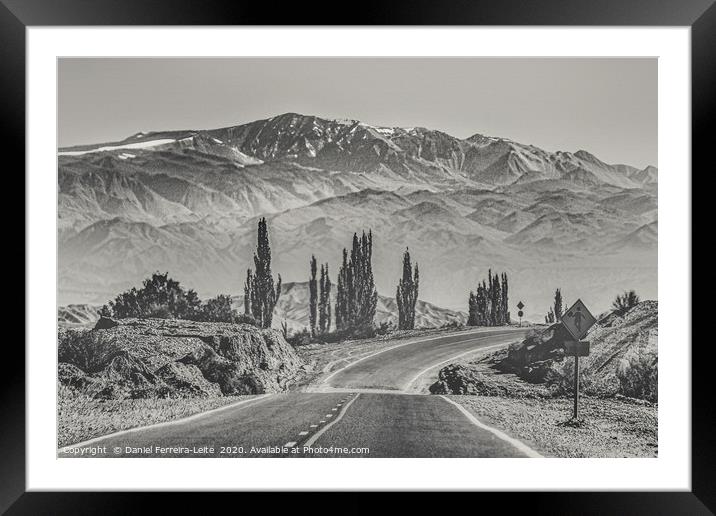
[304,394,362,448]
[439,395,543,458]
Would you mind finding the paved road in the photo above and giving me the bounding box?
[321,328,527,391]
[59,328,538,458]
[305,393,529,457]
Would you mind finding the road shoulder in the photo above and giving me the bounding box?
[449,394,657,458]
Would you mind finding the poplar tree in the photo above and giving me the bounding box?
[468,291,478,326]
[319,263,332,334]
[243,269,253,315]
[477,280,489,326]
[396,248,419,330]
[554,288,563,322]
[501,272,510,324]
[489,269,501,325]
[335,249,349,330]
[335,230,377,331]
[244,217,281,328]
[546,307,556,324]
[308,255,318,336]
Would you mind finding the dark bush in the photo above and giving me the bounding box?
[287,328,313,347]
[100,273,201,320]
[233,313,259,327]
[195,294,235,323]
[374,320,393,336]
[99,273,259,326]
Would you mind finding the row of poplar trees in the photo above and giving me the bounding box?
[467,270,510,326]
[307,231,379,336]
[310,241,420,335]
[335,231,379,332]
[244,219,421,335]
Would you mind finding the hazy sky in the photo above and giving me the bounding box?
[59,57,657,168]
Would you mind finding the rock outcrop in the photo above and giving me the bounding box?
[58,318,304,399]
[497,323,572,382]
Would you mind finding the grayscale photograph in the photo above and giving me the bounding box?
[57,57,658,458]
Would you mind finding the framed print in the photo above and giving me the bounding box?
[4,0,712,511]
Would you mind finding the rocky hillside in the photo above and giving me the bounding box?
[58,317,304,399]
[58,112,657,317]
[431,301,658,401]
[58,304,101,327]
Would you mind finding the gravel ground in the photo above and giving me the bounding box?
[451,395,657,458]
[57,386,251,448]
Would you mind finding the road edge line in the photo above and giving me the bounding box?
[439,395,544,458]
[303,393,361,448]
[58,394,273,453]
[403,342,512,392]
[322,329,522,386]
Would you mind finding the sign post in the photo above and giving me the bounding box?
[517,301,525,327]
[561,299,597,420]
[574,351,580,419]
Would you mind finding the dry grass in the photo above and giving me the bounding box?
[57,385,249,448]
[452,394,657,458]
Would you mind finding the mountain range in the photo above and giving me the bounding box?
[58,112,657,321]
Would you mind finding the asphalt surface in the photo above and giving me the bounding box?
[321,328,527,391]
[305,393,528,457]
[59,328,536,458]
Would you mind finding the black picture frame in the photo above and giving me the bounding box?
[3,0,709,512]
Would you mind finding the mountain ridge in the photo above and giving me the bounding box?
[58,112,658,318]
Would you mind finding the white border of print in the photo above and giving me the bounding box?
[27,27,689,491]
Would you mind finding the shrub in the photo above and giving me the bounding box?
[195,295,236,323]
[100,273,201,320]
[612,290,641,316]
[615,340,658,402]
[99,274,258,326]
[349,323,377,340]
[374,320,393,336]
[545,359,620,398]
[313,328,354,344]
[233,313,259,327]
[287,328,313,347]
[58,329,114,373]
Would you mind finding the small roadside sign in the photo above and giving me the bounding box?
[564,340,590,357]
[516,301,525,327]
[561,299,597,340]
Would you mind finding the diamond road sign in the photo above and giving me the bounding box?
[517,301,525,310]
[561,299,597,340]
